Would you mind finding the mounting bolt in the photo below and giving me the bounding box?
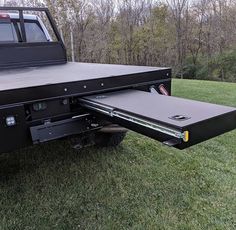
[101,83,104,87]
[91,123,99,128]
[84,85,87,89]
[64,88,68,92]
[62,99,68,105]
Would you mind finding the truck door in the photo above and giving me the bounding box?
[79,89,236,149]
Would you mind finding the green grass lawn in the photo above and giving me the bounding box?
[0,79,235,230]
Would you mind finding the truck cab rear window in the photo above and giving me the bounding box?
[24,22,48,42]
[0,19,48,43]
[0,23,17,42]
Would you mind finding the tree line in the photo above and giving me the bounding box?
[3,0,236,82]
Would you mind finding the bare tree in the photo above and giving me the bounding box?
[166,0,189,78]
[187,0,207,66]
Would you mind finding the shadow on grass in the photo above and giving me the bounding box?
[0,139,123,183]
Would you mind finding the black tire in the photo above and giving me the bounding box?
[95,132,127,147]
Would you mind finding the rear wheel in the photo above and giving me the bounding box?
[95,132,127,147]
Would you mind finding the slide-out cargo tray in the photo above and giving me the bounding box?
[79,90,236,149]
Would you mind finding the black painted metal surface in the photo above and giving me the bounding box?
[0,63,171,106]
[81,90,236,149]
[30,115,101,144]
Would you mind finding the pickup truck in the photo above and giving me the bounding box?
[0,7,235,154]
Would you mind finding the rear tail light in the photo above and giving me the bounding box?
[159,84,169,96]
[0,13,11,23]
[0,13,10,19]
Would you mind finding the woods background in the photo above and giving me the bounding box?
[2,0,236,82]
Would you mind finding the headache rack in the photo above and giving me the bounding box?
[0,7,67,70]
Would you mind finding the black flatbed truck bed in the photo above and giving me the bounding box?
[0,62,170,105]
[0,7,235,154]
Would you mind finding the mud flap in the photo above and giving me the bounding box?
[79,90,236,149]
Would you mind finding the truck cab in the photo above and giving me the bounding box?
[0,13,51,43]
